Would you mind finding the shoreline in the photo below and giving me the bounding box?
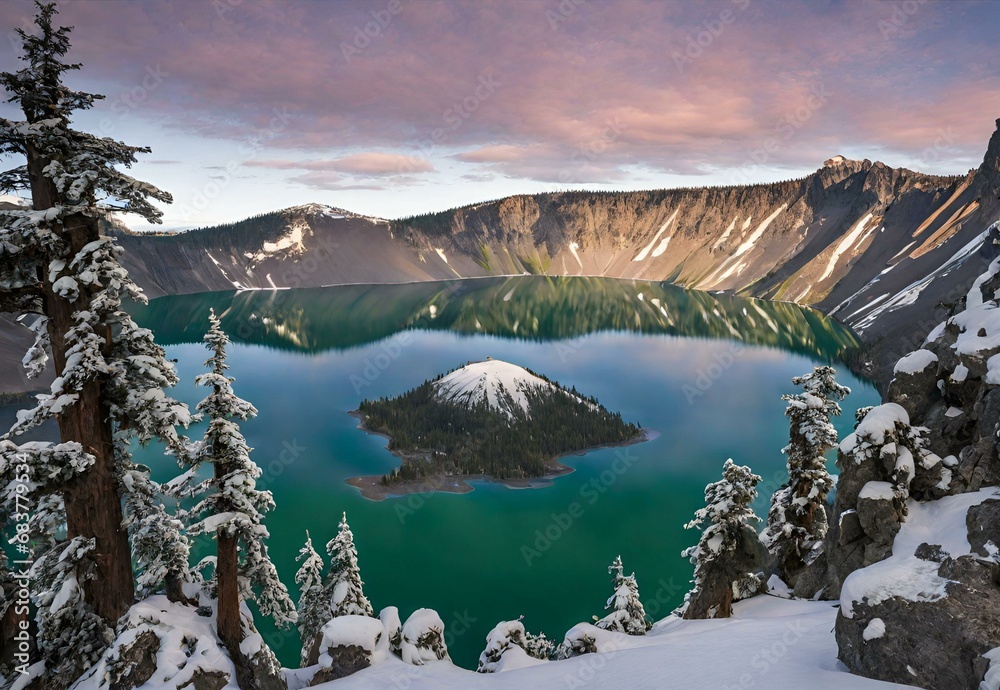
[346,410,655,501]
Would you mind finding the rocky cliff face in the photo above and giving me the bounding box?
[121,124,1000,383]
[3,124,1000,397]
[796,245,1000,690]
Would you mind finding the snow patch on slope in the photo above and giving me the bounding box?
[819,213,875,282]
[711,218,737,251]
[568,242,584,269]
[633,209,679,262]
[706,204,787,286]
[852,227,992,332]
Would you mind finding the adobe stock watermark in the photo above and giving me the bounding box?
[914,127,956,168]
[672,0,751,73]
[174,106,293,222]
[538,116,629,192]
[682,341,746,405]
[10,452,33,677]
[349,332,415,395]
[255,438,306,492]
[546,0,586,31]
[639,576,685,620]
[562,634,628,688]
[341,0,411,63]
[721,619,807,690]
[728,84,832,185]
[397,69,502,176]
[553,300,625,362]
[522,448,640,566]
[97,65,168,136]
[878,0,929,40]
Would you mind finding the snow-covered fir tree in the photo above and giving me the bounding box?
[325,512,374,618]
[295,531,331,666]
[119,443,191,601]
[594,556,650,635]
[174,310,295,654]
[682,459,764,619]
[760,366,850,585]
[477,617,556,672]
[477,619,529,673]
[0,3,192,683]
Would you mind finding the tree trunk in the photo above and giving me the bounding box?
[216,530,241,649]
[683,568,733,620]
[27,146,135,624]
[165,572,186,605]
[214,440,243,653]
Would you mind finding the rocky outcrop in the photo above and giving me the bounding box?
[308,645,371,685]
[836,552,1000,690]
[822,246,1000,688]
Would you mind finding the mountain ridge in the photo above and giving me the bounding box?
[3,122,1000,395]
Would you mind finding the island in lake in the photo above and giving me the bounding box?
[347,359,649,500]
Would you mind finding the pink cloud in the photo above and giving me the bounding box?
[0,0,996,187]
[245,153,433,175]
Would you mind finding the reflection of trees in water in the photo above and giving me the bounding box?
[130,276,861,363]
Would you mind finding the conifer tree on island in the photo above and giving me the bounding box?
[175,311,295,664]
[682,459,764,619]
[594,555,650,635]
[325,512,374,618]
[0,2,192,684]
[295,530,331,666]
[760,366,850,586]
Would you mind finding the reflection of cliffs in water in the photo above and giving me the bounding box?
[129,277,861,361]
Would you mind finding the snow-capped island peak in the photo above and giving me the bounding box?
[432,359,567,419]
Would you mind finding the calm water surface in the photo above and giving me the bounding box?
[4,277,880,669]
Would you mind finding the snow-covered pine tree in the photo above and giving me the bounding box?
[760,366,850,585]
[0,4,191,668]
[325,512,373,618]
[682,459,764,619]
[295,532,330,666]
[118,443,191,602]
[594,556,650,635]
[177,311,295,656]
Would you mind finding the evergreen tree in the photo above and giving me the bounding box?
[295,532,330,666]
[324,512,373,617]
[682,459,763,619]
[594,556,650,635]
[760,366,850,585]
[176,310,295,657]
[0,3,191,679]
[119,443,191,601]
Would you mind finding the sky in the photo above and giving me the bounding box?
[0,0,998,230]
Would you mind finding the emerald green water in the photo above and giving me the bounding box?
[122,276,878,669]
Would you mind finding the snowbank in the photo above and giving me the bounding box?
[318,598,908,689]
[840,488,1000,619]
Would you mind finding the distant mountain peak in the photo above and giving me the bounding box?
[823,155,853,167]
[280,202,388,223]
[432,359,567,419]
[979,118,1000,178]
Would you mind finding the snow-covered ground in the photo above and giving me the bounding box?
[317,597,909,689]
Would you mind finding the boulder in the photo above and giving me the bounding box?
[309,646,371,685]
[836,554,1000,690]
[887,349,940,420]
[108,630,160,690]
[967,499,1000,556]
